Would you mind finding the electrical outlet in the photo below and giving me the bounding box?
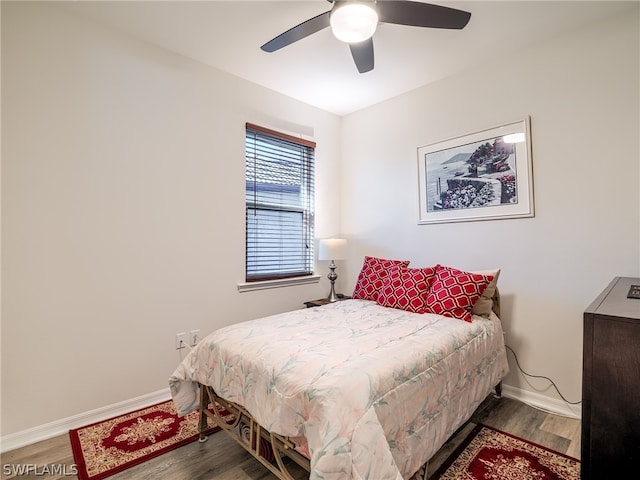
[175,332,187,350]
[189,329,201,346]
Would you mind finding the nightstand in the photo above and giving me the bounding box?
[304,295,351,308]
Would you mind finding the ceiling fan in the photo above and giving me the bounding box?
[260,0,471,74]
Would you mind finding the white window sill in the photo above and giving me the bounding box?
[237,274,321,293]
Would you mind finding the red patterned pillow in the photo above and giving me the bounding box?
[426,265,494,322]
[376,266,436,313]
[352,256,410,301]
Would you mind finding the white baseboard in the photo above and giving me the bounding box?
[1,388,171,453]
[500,384,582,419]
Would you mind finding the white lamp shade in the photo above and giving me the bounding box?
[330,3,378,43]
[318,238,347,261]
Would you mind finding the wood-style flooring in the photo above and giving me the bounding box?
[0,395,581,480]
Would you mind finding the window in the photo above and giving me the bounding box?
[245,123,315,282]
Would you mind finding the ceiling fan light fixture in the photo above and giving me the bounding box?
[330,2,378,44]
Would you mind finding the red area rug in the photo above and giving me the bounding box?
[429,424,580,480]
[69,400,232,480]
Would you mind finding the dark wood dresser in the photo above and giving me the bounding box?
[581,276,640,479]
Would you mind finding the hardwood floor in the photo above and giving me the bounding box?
[0,395,580,480]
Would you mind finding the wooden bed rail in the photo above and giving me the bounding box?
[198,385,310,480]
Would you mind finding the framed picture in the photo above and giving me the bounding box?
[417,118,534,225]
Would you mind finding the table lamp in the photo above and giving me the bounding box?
[318,238,347,302]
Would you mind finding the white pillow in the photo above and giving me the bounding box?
[471,269,501,317]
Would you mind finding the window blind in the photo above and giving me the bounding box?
[245,123,316,282]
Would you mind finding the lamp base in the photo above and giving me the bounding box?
[327,284,339,303]
[327,262,338,302]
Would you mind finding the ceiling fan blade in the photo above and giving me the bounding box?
[349,38,374,74]
[261,11,332,52]
[377,1,471,29]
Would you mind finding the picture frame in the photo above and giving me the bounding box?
[417,118,534,225]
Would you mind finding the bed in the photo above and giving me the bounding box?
[169,261,509,480]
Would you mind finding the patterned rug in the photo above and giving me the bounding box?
[428,424,580,480]
[69,400,232,480]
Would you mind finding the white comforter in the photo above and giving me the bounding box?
[169,299,508,480]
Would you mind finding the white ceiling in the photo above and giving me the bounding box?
[58,1,636,116]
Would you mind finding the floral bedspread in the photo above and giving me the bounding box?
[169,299,508,480]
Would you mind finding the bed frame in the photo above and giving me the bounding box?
[199,385,309,479]
[197,289,503,480]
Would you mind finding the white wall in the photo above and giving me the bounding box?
[1,2,341,437]
[339,8,639,414]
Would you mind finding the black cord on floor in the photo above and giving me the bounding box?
[505,345,582,405]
